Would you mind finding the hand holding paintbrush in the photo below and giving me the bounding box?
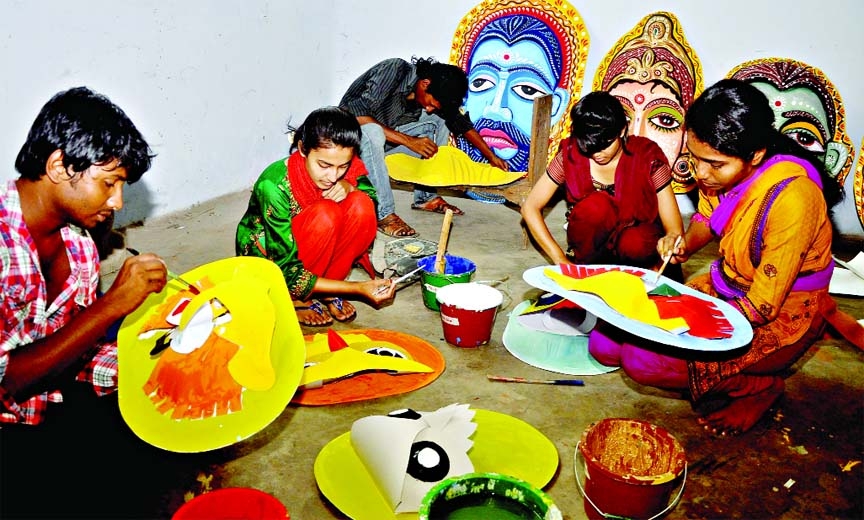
[652,235,684,286]
[98,248,181,316]
[126,247,200,294]
[373,265,424,296]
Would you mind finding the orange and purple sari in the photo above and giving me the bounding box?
[589,154,846,401]
[686,155,834,399]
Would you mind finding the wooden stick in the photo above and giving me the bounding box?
[434,208,454,274]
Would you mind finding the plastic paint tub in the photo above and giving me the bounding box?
[436,282,503,347]
[418,472,562,520]
[417,255,476,311]
[576,418,686,520]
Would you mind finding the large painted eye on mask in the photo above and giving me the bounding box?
[407,440,451,482]
[388,408,422,420]
[365,346,408,358]
[783,127,826,154]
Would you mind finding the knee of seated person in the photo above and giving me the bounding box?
[307,199,342,225]
[344,190,377,216]
[588,330,623,366]
[569,194,617,225]
[433,121,450,146]
[361,123,386,147]
[616,228,660,265]
[619,345,683,388]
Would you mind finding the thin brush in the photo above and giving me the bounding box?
[487,375,584,386]
[652,235,683,286]
[374,266,424,295]
[126,248,200,294]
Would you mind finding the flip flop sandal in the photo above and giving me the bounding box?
[411,196,464,215]
[294,300,332,327]
[321,297,357,322]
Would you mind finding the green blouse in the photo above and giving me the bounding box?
[235,158,377,300]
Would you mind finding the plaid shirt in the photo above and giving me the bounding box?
[0,180,117,426]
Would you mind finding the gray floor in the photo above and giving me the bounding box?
[102,185,863,520]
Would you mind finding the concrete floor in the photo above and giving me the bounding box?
[100,185,863,520]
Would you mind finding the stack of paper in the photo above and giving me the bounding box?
[830,252,864,297]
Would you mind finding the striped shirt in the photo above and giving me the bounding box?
[0,180,117,426]
[339,58,473,140]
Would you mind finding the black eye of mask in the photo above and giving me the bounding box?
[406,440,450,482]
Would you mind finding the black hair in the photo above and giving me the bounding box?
[686,79,843,209]
[289,106,362,157]
[15,86,154,183]
[569,91,629,157]
[413,56,468,110]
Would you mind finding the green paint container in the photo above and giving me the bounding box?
[417,254,476,311]
[418,472,561,520]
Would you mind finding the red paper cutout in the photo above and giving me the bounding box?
[650,294,734,339]
[327,328,350,351]
[143,334,243,419]
[558,263,644,278]
[557,264,733,339]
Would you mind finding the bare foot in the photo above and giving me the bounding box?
[697,377,784,436]
[294,300,332,327]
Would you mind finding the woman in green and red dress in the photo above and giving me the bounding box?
[236,107,395,327]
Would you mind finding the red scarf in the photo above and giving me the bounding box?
[560,135,662,224]
[286,150,366,209]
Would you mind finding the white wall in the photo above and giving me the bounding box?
[1,0,862,236]
[0,0,333,225]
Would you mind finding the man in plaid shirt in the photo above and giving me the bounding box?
[0,87,181,517]
[0,87,168,426]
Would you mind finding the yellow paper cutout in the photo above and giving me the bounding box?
[301,334,433,387]
[384,145,524,187]
[543,269,689,333]
[208,279,277,391]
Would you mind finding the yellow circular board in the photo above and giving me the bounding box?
[314,408,559,520]
[118,256,304,453]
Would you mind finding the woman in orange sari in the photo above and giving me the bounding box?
[589,79,856,435]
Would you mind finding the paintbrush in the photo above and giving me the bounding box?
[650,235,683,287]
[126,248,200,294]
[373,265,424,295]
[487,375,584,386]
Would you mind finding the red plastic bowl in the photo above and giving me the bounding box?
[172,488,288,520]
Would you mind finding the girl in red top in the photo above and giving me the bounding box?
[522,91,684,274]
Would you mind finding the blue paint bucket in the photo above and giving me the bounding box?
[416,255,476,311]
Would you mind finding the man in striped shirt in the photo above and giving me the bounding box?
[340,56,508,237]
